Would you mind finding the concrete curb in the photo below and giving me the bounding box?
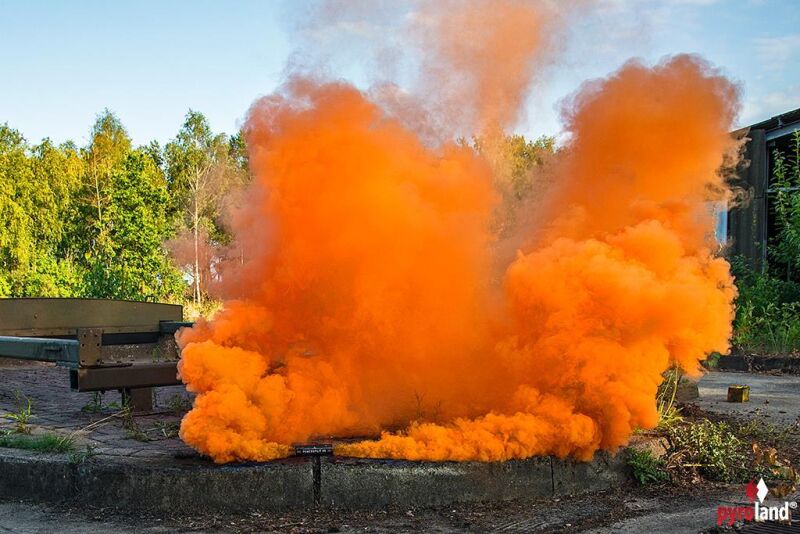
[0,449,629,513]
[718,354,800,374]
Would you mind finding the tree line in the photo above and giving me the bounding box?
[0,110,554,312]
[0,110,246,309]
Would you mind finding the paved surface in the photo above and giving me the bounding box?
[696,370,800,425]
[0,361,195,461]
[0,501,173,533]
[3,486,793,533]
[3,364,796,465]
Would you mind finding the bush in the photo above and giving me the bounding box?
[731,257,800,353]
[667,420,748,483]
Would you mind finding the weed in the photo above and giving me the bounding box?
[704,352,721,369]
[165,393,192,413]
[3,391,34,434]
[0,432,75,453]
[627,448,669,485]
[68,444,97,465]
[124,423,149,441]
[667,420,748,482]
[81,391,104,413]
[736,419,798,447]
[656,368,684,429]
[153,420,180,439]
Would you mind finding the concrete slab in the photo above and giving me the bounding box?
[319,456,554,509]
[0,448,315,513]
[552,452,628,496]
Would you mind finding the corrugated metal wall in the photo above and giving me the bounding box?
[728,129,767,270]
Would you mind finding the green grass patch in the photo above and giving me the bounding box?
[0,432,75,454]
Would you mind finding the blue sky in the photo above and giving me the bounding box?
[1,0,798,147]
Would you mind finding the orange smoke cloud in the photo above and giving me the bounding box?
[415,0,548,133]
[176,3,740,463]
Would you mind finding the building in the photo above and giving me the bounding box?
[728,107,800,270]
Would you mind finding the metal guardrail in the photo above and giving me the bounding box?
[0,335,79,364]
[0,299,194,411]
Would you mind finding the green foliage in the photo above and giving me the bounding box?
[84,150,184,300]
[734,300,800,353]
[626,448,669,485]
[164,393,193,413]
[770,130,800,272]
[731,132,800,353]
[667,420,748,482]
[704,351,721,369]
[0,111,191,302]
[736,419,798,447]
[81,391,105,413]
[3,391,34,434]
[0,432,75,453]
[732,257,800,352]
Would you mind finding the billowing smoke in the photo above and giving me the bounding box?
[176,1,740,463]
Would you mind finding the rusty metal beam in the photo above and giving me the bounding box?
[69,362,181,391]
[159,320,195,334]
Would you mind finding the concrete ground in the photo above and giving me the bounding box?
[3,486,794,533]
[696,370,800,425]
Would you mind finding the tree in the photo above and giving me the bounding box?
[471,133,556,237]
[85,150,183,300]
[165,111,247,304]
[0,125,34,295]
[73,111,133,274]
[0,126,87,296]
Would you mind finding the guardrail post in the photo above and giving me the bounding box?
[121,387,154,412]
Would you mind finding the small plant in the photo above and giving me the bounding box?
[120,408,149,442]
[736,419,798,447]
[68,444,97,465]
[3,391,34,434]
[165,393,192,413]
[627,448,669,485]
[0,432,75,454]
[656,368,683,429]
[667,420,748,482]
[704,352,721,369]
[81,391,104,413]
[153,420,180,439]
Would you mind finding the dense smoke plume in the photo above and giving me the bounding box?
[176,1,740,463]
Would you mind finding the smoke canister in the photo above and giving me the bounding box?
[727,385,750,403]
